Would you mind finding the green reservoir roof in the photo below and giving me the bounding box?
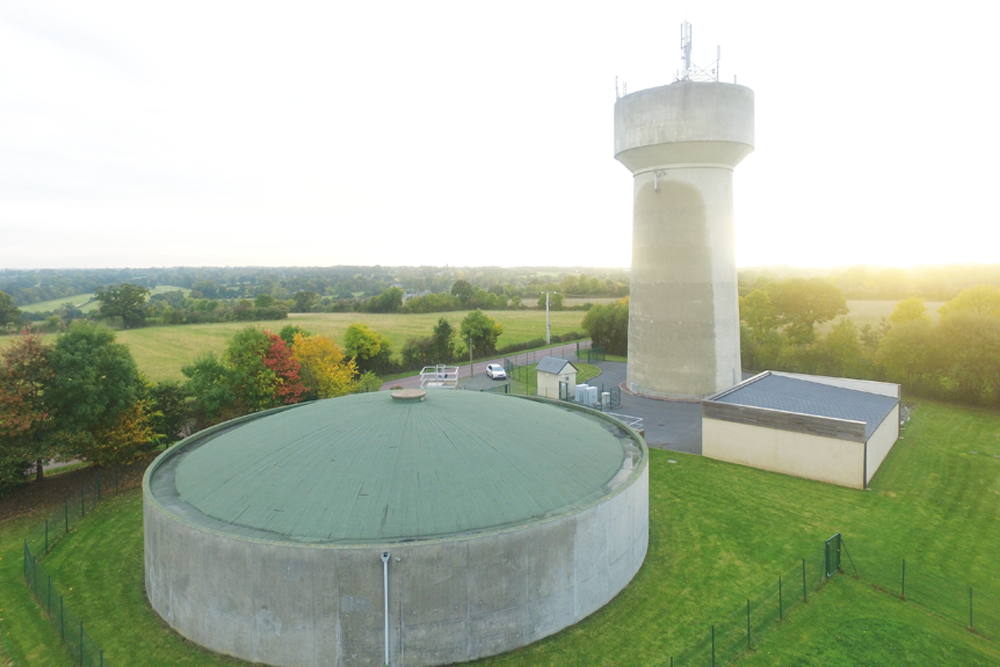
[146,391,645,545]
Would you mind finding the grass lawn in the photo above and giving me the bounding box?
[1,399,998,665]
[740,574,1000,666]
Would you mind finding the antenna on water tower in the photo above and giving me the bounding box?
[675,22,720,83]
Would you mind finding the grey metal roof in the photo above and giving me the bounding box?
[707,373,898,439]
[146,391,646,545]
[536,356,576,375]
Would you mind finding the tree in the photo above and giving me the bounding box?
[807,319,866,378]
[935,311,1000,404]
[0,332,54,486]
[738,289,786,370]
[888,296,932,326]
[94,283,151,329]
[402,318,456,368]
[581,297,629,356]
[430,317,455,362]
[45,323,146,463]
[291,291,319,313]
[369,286,404,313]
[261,333,306,404]
[254,293,276,308]
[223,327,304,410]
[278,325,312,348]
[451,280,474,306]
[149,380,191,446]
[352,371,383,393]
[0,291,21,329]
[767,278,848,345]
[344,323,394,374]
[84,394,160,468]
[184,327,306,426]
[292,334,357,399]
[938,285,1000,318]
[460,310,503,357]
[877,318,939,392]
[182,354,237,426]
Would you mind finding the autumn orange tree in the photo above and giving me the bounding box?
[0,331,54,489]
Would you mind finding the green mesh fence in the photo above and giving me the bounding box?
[845,546,999,640]
[24,543,106,667]
[668,545,830,665]
[19,462,148,667]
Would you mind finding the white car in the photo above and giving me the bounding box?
[486,363,507,380]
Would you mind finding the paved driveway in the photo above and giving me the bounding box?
[586,361,703,455]
[382,350,704,456]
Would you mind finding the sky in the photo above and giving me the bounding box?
[1,1,997,270]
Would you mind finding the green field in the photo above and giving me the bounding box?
[2,399,999,665]
[116,310,586,382]
[17,287,189,315]
[7,299,937,382]
[815,299,944,334]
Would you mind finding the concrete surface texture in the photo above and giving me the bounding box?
[143,392,648,667]
[614,81,754,399]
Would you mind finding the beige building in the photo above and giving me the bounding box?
[535,357,578,399]
[702,372,900,489]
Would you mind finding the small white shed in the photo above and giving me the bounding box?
[702,371,900,489]
[536,357,578,399]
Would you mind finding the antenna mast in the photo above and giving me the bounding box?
[674,22,720,83]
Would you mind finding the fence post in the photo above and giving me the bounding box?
[901,559,906,600]
[802,558,807,603]
[779,575,783,621]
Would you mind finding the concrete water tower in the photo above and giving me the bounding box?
[614,24,754,399]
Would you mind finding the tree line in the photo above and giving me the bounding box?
[0,266,630,312]
[583,279,1000,409]
[0,305,588,494]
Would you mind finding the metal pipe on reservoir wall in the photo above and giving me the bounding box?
[381,551,390,665]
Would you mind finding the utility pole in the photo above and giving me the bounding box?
[542,291,553,345]
[468,334,474,377]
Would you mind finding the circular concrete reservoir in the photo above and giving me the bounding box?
[143,390,648,667]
